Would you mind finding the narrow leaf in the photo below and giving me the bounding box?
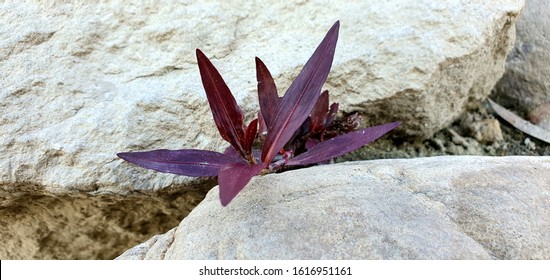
[218,162,266,206]
[324,102,339,128]
[310,90,329,132]
[488,99,550,144]
[287,121,400,166]
[256,57,279,130]
[262,21,340,163]
[117,149,241,177]
[196,49,247,158]
[244,118,259,156]
[258,111,268,140]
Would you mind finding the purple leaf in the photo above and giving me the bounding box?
[256,57,279,130]
[262,21,340,163]
[223,146,243,160]
[305,138,320,150]
[196,49,247,159]
[310,90,329,133]
[117,149,242,177]
[243,118,258,158]
[286,121,401,166]
[218,162,266,206]
[258,111,268,140]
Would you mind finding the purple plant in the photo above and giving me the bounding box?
[118,21,400,206]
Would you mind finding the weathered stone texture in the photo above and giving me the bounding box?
[118,156,550,260]
[494,0,550,113]
[0,1,525,259]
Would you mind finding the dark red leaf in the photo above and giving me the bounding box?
[243,118,258,158]
[117,149,241,177]
[286,121,400,166]
[256,57,279,130]
[310,90,329,133]
[262,21,340,163]
[218,162,266,206]
[324,102,339,128]
[196,49,247,159]
[258,111,268,140]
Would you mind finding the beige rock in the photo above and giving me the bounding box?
[0,1,524,259]
[494,0,550,112]
[0,188,210,259]
[470,119,504,144]
[117,156,550,260]
[529,103,550,131]
[1,1,524,195]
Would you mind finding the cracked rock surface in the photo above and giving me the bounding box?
[1,1,523,196]
[118,156,550,260]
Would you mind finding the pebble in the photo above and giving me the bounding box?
[528,103,550,131]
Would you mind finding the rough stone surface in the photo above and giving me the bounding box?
[0,188,209,259]
[117,156,550,260]
[529,103,550,131]
[462,115,504,144]
[494,0,550,113]
[0,1,524,259]
[1,1,524,195]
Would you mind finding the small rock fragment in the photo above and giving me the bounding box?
[471,119,504,144]
[528,103,550,131]
[524,137,536,150]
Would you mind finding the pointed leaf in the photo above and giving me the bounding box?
[262,21,340,163]
[196,49,247,158]
[310,90,329,132]
[243,118,258,156]
[218,162,266,206]
[258,111,268,140]
[324,102,339,128]
[117,149,241,177]
[256,57,279,130]
[488,99,550,144]
[287,121,400,166]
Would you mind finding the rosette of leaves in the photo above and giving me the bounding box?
[118,21,400,206]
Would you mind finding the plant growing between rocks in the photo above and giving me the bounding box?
[118,21,400,206]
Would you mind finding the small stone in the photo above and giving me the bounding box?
[528,103,550,131]
[524,137,536,150]
[472,119,504,144]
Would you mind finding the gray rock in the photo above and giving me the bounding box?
[117,156,550,260]
[0,1,524,259]
[494,0,550,113]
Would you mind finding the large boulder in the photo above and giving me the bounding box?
[117,156,550,260]
[1,1,524,259]
[493,0,550,113]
